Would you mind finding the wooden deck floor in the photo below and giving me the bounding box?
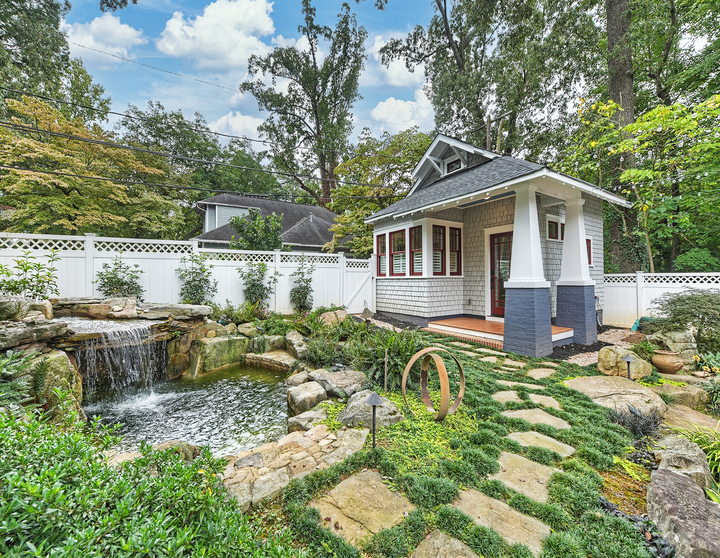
[428,318,573,336]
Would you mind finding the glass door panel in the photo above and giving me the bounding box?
[490,232,513,316]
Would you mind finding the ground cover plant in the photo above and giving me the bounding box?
[0,397,306,558]
[281,330,660,558]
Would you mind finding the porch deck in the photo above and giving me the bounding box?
[424,318,574,349]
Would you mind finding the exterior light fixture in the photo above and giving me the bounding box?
[621,354,634,380]
[366,391,384,448]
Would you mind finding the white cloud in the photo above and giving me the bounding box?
[157,0,274,70]
[62,13,146,65]
[360,34,424,89]
[210,111,264,138]
[368,87,434,134]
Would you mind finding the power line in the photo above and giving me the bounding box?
[0,164,402,200]
[0,120,399,188]
[0,86,419,160]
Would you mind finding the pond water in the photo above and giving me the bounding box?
[84,364,289,456]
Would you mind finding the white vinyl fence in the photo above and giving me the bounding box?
[0,233,374,314]
[603,271,720,327]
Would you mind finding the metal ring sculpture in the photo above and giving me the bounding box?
[401,347,465,422]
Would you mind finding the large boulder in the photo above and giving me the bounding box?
[108,298,138,319]
[152,440,200,461]
[564,375,668,416]
[337,389,404,429]
[309,369,370,400]
[647,469,720,558]
[236,323,259,338]
[320,310,348,326]
[186,336,249,377]
[138,303,212,320]
[0,296,30,320]
[0,320,68,351]
[30,300,53,320]
[597,346,652,380]
[649,383,708,409]
[653,433,713,489]
[287,407,327,432]
[73,303,110,319]
[287,381,327,416]
[285,330,307,359]
[31,350,85,421]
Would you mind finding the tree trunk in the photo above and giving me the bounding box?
[606,0,634,127]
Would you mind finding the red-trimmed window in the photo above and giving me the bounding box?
[449,227,461,275]
[410,226,423,275]
[390,230,406,275]
[586,238,593,266]
[561,223,565,241]
[548,220,559,240]
[377,235,387,276]
[433,225,445,275]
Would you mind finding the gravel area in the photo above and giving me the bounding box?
[564,328,633,366]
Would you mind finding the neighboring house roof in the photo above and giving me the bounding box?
[194,194,338,247]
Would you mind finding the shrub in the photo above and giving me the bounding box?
[95,255,145,301]
[673,248,720,272]
[0,250,60,302]
[607,405,662,439]
[260,312,294,336]
[304,337,341,368]
[650,288,720,353]
[176,253,218,305]
[228,209,283,251]
[238,262,281,308]
[209,300,264,324]
[290,255,315,312]
[629,340,656,363]
[0,409,304,558]
[705,380,720,416]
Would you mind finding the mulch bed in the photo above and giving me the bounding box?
[549,339,612,360]
[371,312,421,330]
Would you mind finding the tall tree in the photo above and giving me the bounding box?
[240,1,366,206]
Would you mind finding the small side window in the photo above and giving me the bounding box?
[446,159,462,174]
[548,220,559,240]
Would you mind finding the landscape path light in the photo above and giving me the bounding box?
[622,354,635,380]
[366,391,384,449]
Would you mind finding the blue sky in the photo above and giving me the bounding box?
[63,0,438,143]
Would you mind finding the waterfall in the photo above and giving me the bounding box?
[70,319,168,403]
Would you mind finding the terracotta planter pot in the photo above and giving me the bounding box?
[652,350,683,374]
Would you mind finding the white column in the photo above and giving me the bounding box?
[505,184,549,288]
[338,251,346,306]
[557,197,594,286]
[423,220,433,277]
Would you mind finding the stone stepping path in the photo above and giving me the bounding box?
[411,529,480,558]
[490,452,556,503]
[528,393,561,410]
[526,368,556,380]
[497,380,545,390]
[498,366,521,372]
[501,409,571,430]
[539,361,559,368]
[477,348,506,356]
[492,390,523,404]
[311,470,414,545]
[479,356,498,363]
[503,359,526,368]
[454,489,550,556]
[449,341,473,348]
[458,350,481,357]
[507,432,576,457]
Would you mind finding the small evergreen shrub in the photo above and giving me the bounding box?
[95,255,145,301]
[289,255,315,312]
[176,253,218,305]
[238,262,281,308]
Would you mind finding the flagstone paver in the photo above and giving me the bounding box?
[498,366,520,372]
[476,348,506,356]
[480,356,498,363]
[528,393,561,410]
[507,432,576,457]
[454,489,550,556]
[501,409,571,429]
[539,361,560,368]
[410,529,480,558]
[449,341,473,348]
[492,390,523,404]
[311,470,415,544]
[458,350,480,357]
[490,452,556,503]
[503,359,527,368]
[526,368,556,380]
[496,380,546,390]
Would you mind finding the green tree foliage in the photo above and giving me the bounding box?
[0,97,186,237]
[229,209,284,251]
[240,1,366,206]
[328,127,432,257]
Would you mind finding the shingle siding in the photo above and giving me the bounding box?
[376,278,464,317]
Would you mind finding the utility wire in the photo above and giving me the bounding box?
[0,164,402,200]
[0,120,400,188]
[0,86,419,160]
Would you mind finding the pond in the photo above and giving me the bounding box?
[84,364,289,456]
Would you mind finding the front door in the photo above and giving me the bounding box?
[490,232,513,316]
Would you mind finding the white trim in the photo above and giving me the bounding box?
[505,280,552,288]
[484,224,514,317]
[552,329,574,342]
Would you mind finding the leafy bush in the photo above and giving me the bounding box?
[229,208,283,251]
[0,250,60,303]
[629,340,656,363]
[209,300,264,324]
[608,405,663,439]
[304,337,341,368]
[290,255,315,312]
[673,248,720,272]
[259,312,294,336]
[238,262,281,308]
[95,255,145,301]
[176,253,218,305]
[0,408,304,558]
[650,288,720,353]
[704,380,720,416]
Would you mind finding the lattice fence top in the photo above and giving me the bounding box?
[346,259,370,269]
[643,274,720,285]
[94,240,192,254]
[604,275,637,284]
[280,254,339,264]
[202,252,275,263]
[0,236,85,251]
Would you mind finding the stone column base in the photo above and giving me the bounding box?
[503,287,553,357]
[556,284,597,346]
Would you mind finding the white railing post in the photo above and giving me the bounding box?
[635,271,644,322]
[338,252,346,307]
[370,254,377,313]
[274,249,281,313]
[192,239,199,253]
[84,233,96,297]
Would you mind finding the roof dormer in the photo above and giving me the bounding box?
[409,134,499,195]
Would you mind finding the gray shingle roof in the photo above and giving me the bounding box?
[370,156,543,220]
